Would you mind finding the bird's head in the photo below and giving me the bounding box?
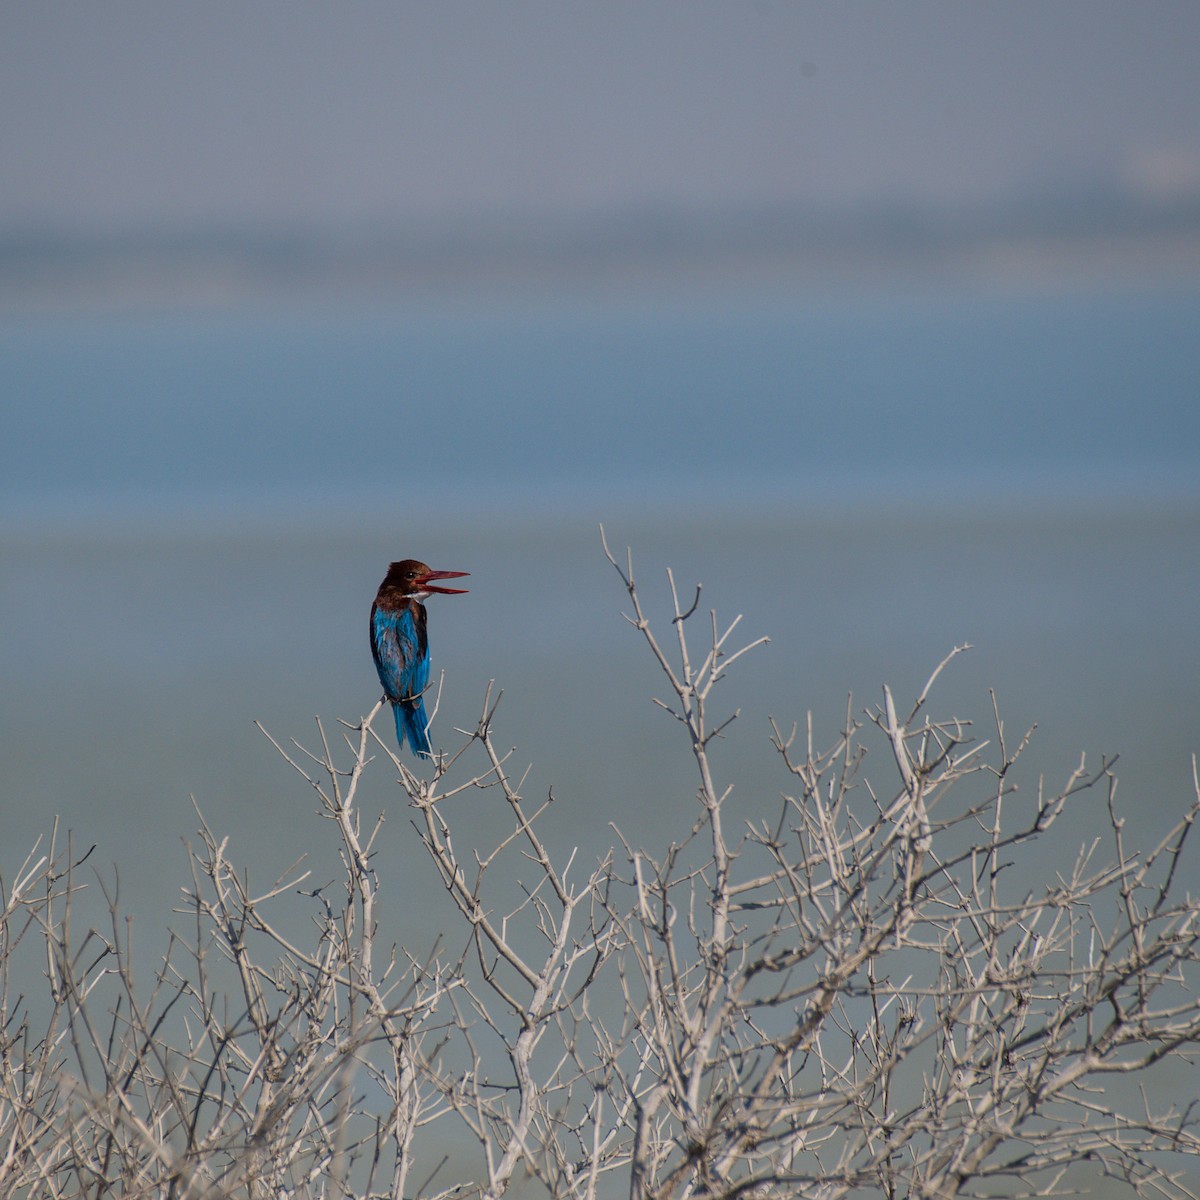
[383,559,470,601]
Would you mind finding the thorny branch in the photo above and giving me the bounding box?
[1,535,1198,1199]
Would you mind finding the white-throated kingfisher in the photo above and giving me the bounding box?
[370,559,469,758]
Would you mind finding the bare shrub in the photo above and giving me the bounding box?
[2,536,1199,1199]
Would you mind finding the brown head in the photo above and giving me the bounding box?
[379,559,470,601]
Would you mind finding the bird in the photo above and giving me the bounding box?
[369,558,469,758]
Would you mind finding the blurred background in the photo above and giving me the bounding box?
[3,3,1199,953]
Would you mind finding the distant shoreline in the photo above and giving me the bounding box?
[4,196,1200,313]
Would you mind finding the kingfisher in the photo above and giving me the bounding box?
[370,558,469,758]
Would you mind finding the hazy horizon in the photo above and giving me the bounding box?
[5,3,1199,234]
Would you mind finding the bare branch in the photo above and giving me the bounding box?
[3,542,1198,1200]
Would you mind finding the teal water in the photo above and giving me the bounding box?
[4,505,1198,937]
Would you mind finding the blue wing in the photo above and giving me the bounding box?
[371,603,433,756]
[370,604,428,702]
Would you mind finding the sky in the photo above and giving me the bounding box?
[4,1,1200,233]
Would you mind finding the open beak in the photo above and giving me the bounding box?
[418,568,470,595]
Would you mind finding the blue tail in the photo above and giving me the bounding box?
[392,699,433,759]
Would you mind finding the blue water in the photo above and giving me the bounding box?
[2,280,1199,939]
[4,282,1199,523]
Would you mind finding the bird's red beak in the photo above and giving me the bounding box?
[418,568,470,595]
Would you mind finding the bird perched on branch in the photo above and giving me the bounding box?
[370,558,469,758]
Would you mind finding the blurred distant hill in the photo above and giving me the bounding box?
[3,187,1199,311]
